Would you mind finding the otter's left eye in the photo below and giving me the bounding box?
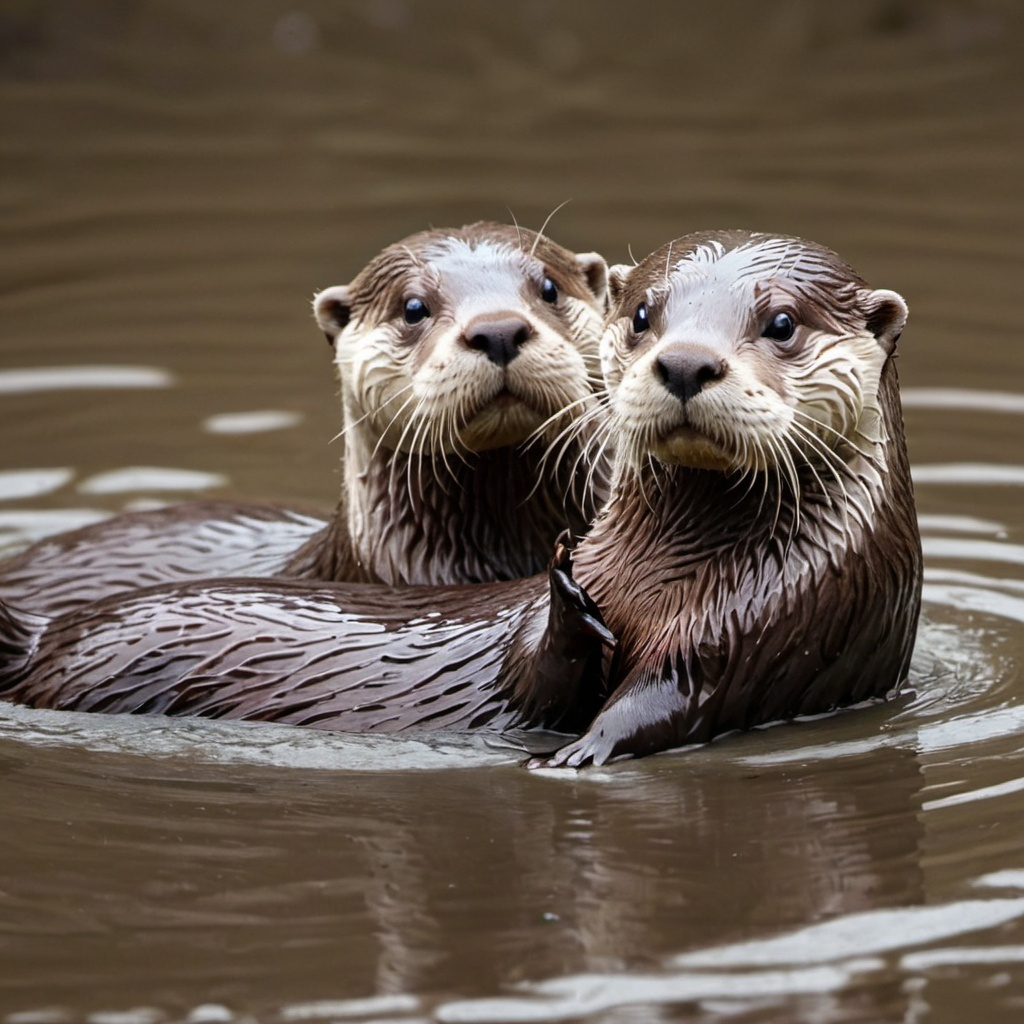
[541,277,558,303]
[404,298,430,324]
[632,302,649,334]
[763,312,795,343]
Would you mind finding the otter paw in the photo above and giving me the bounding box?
[548,559,615,649]
[527,728,618,770]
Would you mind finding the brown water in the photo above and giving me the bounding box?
[1,2,1023,1021]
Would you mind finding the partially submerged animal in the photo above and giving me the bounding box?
[0,232,922,766]
[0,545,614,736]
[0,222,609,616]
[541,229,923,764]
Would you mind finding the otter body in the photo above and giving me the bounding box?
[0,232,922,765]
[0,547,613,737]
[547,230,922,764]
[0,223,608,616]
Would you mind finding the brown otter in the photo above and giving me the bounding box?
[0,232,922,765]
[536,229,923,764]
[0,545,615,737]
[0,223,608,617]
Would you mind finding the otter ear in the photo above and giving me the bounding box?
[863,288,908,356]
[313,285,353,347]
[607,264,633,308]
[574,252,609,307]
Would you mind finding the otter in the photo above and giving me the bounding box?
[0,545,614,736]
[537,229,923,765]
[0,223,609,617]
[0,232,922,766]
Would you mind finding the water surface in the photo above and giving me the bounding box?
[1,3,1023,1021]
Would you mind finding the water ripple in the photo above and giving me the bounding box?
[0,469,73,501]
[77,468,227,495]
[202,410,302,434]
[0,702,522,772]
[902,388,1024,414]
[912,463,1024,485]
[0,366,173,394]
[435,899,1024,1022]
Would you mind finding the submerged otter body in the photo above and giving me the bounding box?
[0,232,922,765]
[546,230,922,764]
[0,223,608,617]
[0,546,613,736]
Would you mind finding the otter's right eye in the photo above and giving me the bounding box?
[632,302,649,334]
[762,311,795,343]
[404,298,430,324]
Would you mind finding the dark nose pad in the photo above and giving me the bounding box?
[655,348,727,403]
[463,316,534,367]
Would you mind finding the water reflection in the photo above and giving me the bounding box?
[202,411,302,435]
[0,469,72,501]
[913,465,1024,486]
[434,896,1024,1022]
[76,467,228,495]
[1,0,1023,1020]
[902,388,1024,414]
[0,509,108,553]
[0,741,928,1019]
[0,367,173,394]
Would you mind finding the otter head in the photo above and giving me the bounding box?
[314,222,608,455]
[602,231,908,477]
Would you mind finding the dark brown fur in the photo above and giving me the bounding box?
[0,232,922,766]
[0,223,608,615]
[0,547,613,736]
[538,231,922,764]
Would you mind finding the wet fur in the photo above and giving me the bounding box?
[0,550,612,737]
[0,223,609,614]
[289,221,609,585]
[544,231,922,765]
[0,231,922,767]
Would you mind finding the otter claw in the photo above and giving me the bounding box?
[548,543,616,650]
[527,734,602,770]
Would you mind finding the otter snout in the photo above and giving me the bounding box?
[654,345,727,404]
[463,314,535,367]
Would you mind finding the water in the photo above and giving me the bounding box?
[1,2,1023,1020]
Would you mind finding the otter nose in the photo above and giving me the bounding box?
[463,316,534,367]
[655,348,726,404]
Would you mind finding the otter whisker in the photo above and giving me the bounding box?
[331,379,419,445]
[533,397,607,469]
[526,391,598,445]
[507,207,523,251]
[790,421,855,537]
[791,408,873,462]
[530,200,572,259]
[525,398,606,505]
[372,395,423,492]
[567,407,614,510]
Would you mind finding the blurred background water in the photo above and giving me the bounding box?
[1,1,1023,1021]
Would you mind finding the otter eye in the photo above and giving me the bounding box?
[403,298,430,325]
[632,302,649,334]
[541,277,558,303]
[763,311,795,342]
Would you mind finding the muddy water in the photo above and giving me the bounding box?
[1,2,1023,1021]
